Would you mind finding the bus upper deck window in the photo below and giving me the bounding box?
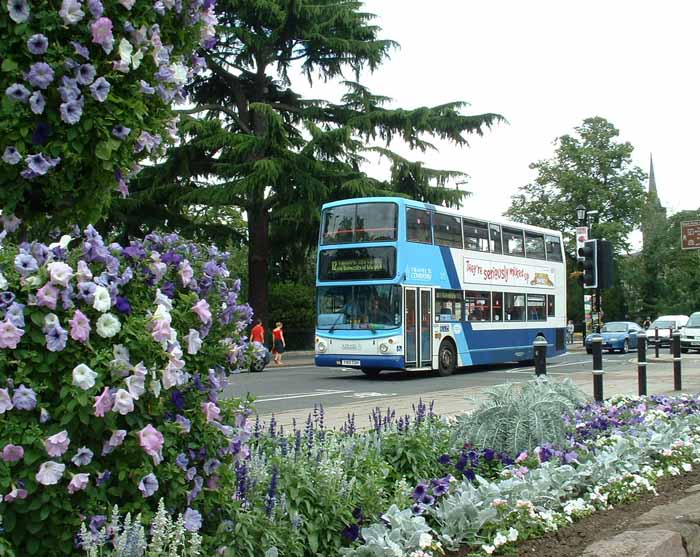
[502,227,524,256]
[545,235,563,261]
[434,213,462,248]
[463,219,489,252]
[489,224,502,254]
[525,231,546,260]
[406,208,432,244]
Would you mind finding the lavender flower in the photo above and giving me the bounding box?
[2,147,21,165]
[7,0,29,22]
[26,62,54,90]
[14,253,39,275]
[89,77,110,102]
[5,83,31,103]
[29,91,45,114]
[60,99,83,125]
[75,64,96,85]
[70,41,90,60]
[27,34,49,55]
[26,153,51,175]
[91,17,114,54]
[58,76,81,102]
[71,447,93,466]
[139,80,155,94]
[112,124,131,140]
[265,466,278,517]
[175,453,189,470]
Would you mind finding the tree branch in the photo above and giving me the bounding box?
[175,105,251,133]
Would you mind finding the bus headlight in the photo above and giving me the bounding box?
[379,343,389,354]
[317,341,327,353]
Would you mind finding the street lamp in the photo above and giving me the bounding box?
[576,205,587,225]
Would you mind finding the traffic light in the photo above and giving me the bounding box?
[578,239,597,289]
[596,239,614,289]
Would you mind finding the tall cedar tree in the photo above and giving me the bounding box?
[113,0,503,321]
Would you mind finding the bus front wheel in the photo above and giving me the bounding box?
[361,368,381,378]
[437,340,457,377]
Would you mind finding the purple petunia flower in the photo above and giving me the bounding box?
[45,323,68,352]
[139,80,155,94]
[175,453,189,470]
[89,515,106,534]
[27,34,49,55]
[71,447,94,466]
[70,41,90,60]
[7,0,29,22]
[138,473,159,497]
[60,99,83,125]
[89,77,110,102]
[115,296,131,314]
[183,508,202,532]
[112,124,131,140]
[26,153,51,175]
[26,62,54,90]
[58,76,81,102]
[5,83,31,103]
[96,470,111,486]
[29,91,45,114]
[75,64,96,85]
[32,123,53,147]
[14,253,38,275]
[175,414,191,433]
[87,0,102,17]
[2,146,21,165]
[91,17,114,54]
[12,385,37,410]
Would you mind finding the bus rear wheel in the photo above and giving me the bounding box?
[361,368,381,378]
[437,340,457,377]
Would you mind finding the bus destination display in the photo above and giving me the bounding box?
[319,247,396,281]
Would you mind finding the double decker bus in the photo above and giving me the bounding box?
[314,197,567,377]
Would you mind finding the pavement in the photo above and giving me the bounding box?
[259,344,700,431]
[263,346,700,556]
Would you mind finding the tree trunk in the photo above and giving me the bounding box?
[247,206,271,325]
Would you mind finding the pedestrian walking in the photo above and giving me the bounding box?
[272,322,286,365]
[251,318,265,345]
[643,316,652,330]
[566,320,575,344]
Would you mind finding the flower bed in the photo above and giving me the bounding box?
[0,225,254,555]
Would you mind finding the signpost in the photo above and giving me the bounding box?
[681,221,700,250]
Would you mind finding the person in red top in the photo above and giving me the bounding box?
[272,321,286,365]
[250,319,265,345]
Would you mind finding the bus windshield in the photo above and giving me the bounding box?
[321,203,397,245]
[317,285,401,330]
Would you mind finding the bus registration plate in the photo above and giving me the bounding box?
[341,359,361,366]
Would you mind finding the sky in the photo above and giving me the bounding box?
[292,0,700,225]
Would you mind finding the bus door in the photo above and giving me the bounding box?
[405,287,433,368]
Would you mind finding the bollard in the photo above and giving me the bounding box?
[591,334,604,402]
[673,331,682,391]
[654,327,660,358]
[669,327,674,356]
[637,331,647,396]
[533,335,548,376]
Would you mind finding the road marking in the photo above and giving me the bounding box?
[256,389,354,402]
[504,359,618,374]
[343,392,398,399]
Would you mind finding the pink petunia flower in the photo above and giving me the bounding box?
[2,444,24,462]
[67,473,90,494]
[191,299,211,324]
[93,386,113,417]
[0,319,24,349]
[36,283,59,310]
[69,309,91,343]
[44,430,70,457]
[201,401,221,423]
[91,17,114,54]
[137,424,164,465]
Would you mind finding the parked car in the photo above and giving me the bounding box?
[250,341,272,372]
[681,312,700,353]
[647,315,689,347]
[585,321,644,354]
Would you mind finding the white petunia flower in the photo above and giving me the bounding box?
[96,313,121,338]
[47,261,73,287]
[92,285,112,312]
[72,363,97,390]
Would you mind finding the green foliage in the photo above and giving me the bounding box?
[506,117,647,255]
[454,378,587,456]
[111,0,504,319]
[0,0,213,229]
[267,282,314,349]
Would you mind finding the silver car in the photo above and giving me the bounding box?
[681,312,700,353]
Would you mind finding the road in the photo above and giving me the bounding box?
[224,348,700,422]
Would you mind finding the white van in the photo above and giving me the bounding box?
[681,312,700,353]
[648,314,689,347]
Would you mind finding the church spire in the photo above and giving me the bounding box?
[649,153,657,194]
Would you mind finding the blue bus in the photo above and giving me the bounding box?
[314,197,567,377]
